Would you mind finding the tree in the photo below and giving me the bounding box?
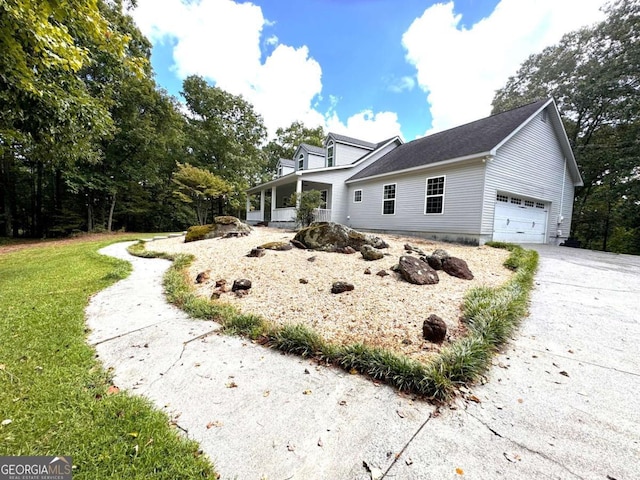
[492,0,640,253]
[262,121,325,180]
[290,190,323,228]
[172,163,233,225]
[181,76,267,216]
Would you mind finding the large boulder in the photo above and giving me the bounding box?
[293,222,389,252]
[398,255,439,285]
[185,216,251,243]
[424,248,450,270]
[442,256,474,280]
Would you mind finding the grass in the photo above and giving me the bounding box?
[131,239,539,401]
[0,236,216,479]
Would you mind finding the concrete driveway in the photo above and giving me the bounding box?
[86,242,640,479]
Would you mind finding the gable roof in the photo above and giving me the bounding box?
[277,158,294,167]
[347,99,551,182]
[328,132,377,150]
[299,143,324,156]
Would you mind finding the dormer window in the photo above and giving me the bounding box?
[327,141,334,167]
[278,165,283,177]
[298,153,304,170]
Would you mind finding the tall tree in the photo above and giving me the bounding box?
[181,75,267,216]
[172,163,232,225]
[492,0,640,253]
[262,121,325,179]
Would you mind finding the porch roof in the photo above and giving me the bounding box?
[247,172,302,193]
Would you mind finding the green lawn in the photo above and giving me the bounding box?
[0,237,216,479]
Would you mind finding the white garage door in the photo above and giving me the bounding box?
[493,194,548,243]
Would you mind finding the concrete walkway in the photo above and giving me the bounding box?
[86,242,640,479]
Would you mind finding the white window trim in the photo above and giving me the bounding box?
[298,153,304,170]
[353,189,362,203]
[327,140,334,167]
[382,183,397,215]
[424,175,445,215]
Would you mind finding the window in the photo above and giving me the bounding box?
[277,166,283,177]
[496,194,509,203]
[524,200,534,207]
[327,141,334,167]
[354,189,362,203]
[510,197,522,205]
[425,176,445,214]
[536,202,545,209]
[297,153,304,170]
[382,184,396,215]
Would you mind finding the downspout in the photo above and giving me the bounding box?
[557,157,567,243]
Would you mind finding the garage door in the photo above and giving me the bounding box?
[493,194,548,243]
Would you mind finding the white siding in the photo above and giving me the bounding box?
[307,152,324,170]
[482,109,576,243]
[335,143,371,166]
[348,160,485,242]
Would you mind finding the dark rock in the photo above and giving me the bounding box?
[442,256,474,280]
[404,243,426,256]
[293,222,389,252]
[299,278,309,284]
[423,314,447,343]
[398,255,439,285]
[260,241,293,251]
[361,245,384,261]
[231,279,252,292]
[339,246,357,254]
[234,289,249,298]
[290,239,307,249]
[424,250,449,270]
[402,338,412,345]
[307,256,317,262]
[247,247,266,257]
[215,279,227,288]
[364,268,372,275]
[195,271,210,284]
[210,291,221,300]
[376,270,389,277]
[331,281,354,294]
[185,216,251,242]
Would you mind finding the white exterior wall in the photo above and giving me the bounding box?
[347,160,486,243]
[334,143,371,167]
[307,152,324,170]
[482,109,576,243]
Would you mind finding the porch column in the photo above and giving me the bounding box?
[245,195,250,219]
[295,179,302,209]
[272,186,277,217]
[260,190,265,219]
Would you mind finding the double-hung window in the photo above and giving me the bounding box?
[298,153,304,170]
[327,141,334,167]
[353,189,362,203]
[382,184,396,215]
[425,176,445,214]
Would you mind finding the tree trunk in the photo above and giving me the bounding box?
[107,192,117,232]
[35,162,44,237]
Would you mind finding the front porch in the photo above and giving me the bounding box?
[246,175,333,226]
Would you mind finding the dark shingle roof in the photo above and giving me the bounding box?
[347,99,549,182]
[329,133,377,149]
[300,143,325,156]
[278,158,294,167]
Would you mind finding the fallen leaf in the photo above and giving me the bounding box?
[128,432,138,438]
[1,419,12,426]
[517,398,523,404]
[206,421,223,429]
[456,467,464,475]
[349,368,358,375]
[107,385,120,395]
[559,371,569,377]
[287,442,295,452]
[568,349,574,354]
[396,409,406,418]
[338,400,347,406]
[468,395,481,403]
[263,390,270,397]
[303,389,312,395]
[225,381,238,388]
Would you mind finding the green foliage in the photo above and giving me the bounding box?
[262,121,325,180]
[492,0,640,253]
[290,190,323,227]
[173,163,233,225]
[0,238,215,477]
[184,225,213,243]
[132,240,538,401]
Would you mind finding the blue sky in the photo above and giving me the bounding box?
[131,0,607,141]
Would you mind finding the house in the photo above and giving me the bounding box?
[246,98,583,245]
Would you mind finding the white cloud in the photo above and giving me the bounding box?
[130,0,400,142]
[402,0,609,134]
[388,76,416,93]
[326,110,404,143]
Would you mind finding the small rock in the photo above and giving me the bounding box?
[299,278,309,284]
[195,271,210,283]
[260,241,293,251]
[331,281,354,294]
[307,256,317,262]
[376,270,389,277]
[442,256,474,280]
[232,279,252,292]
[364,268,372,275]
[246,247,265,258]
[215,279,227,288]
[361,245,384,261]
[425,249,450,270]
[423,314,447,343]
[234,289,249,298]
[337,246,357,254]
[402,338,412,345]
